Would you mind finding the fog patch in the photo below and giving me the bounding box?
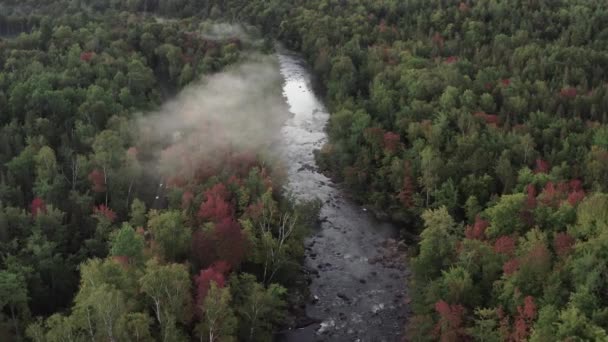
[136,54,288,178]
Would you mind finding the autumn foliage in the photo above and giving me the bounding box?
[432,32,445,48]
[192,218,246,269]
[474,111,500,125]
[198,183,232,222]
[383,132,401,152]
[182,191,194,209]
[494,235,516,255]
[88,169,106,193]
[195,261,230,308]
[80,51,94,62]
[30,197,47,217]
[567,189,586,206]
[503,258,520,276]
[559,87,577,98]
[399,162,415,208]
[512,296,537,341]
[444,56,459,64]
[534,159,550,174]
[553,232,575,257]
[525,184,537,209]
[363,127,385,147]
[535,180,587,208]
[464,216,489,240]
[434,300,467,341]
[93,204,117,222]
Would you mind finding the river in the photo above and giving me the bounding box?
[277,52,409,341]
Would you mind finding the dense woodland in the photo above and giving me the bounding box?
[2,0,608,341]
[0,2,315,341]
[218,0,608,340]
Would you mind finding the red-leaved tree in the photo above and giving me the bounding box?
[553,232,575,257]
[30,197,47,217]
[363,127,385,148]
[88,169,106,193]
[560,87,577,98]
[192,218,246,269]
[434,300,467,341]
[474,111,500,125]
[503,258,520,276]
[539,181,559,207]
[512,296,537,341]
[228,151,258,177]
[194,261,230,311]
[432,32,445,49]
[198,183,232,222]
[93,204,117,222]
[245,200,264,220]
[569,179,583,192]
[383,132,401,152]
[399,161,415,208]
[525,184,537,210]
[567,190,586,206]
[464,216,489,240]
[182,191,194,209]
[494,236,516,255]
[80,51,94,62]
[444,56,459,64]
[213,218,247,267]
[534,159,550,174]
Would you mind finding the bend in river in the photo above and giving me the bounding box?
[277,52,409,341]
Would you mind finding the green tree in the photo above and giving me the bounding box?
[464,195,481,224]
[139,259,192,341]
[73,284,128,342]
[40,314,81,342]
[120,312,154,342]
[469,308,504,342]
[196,283,237,342]
[92,130,125,206]
[231,274,286,342]
[419,147,442,206]
[495,151,515,194]
[33,146,62,201]
[485,193,526,238]
[0,270,29,340]
[129,199,147,228]
[148,210,190,262]
[328,55,355,101]
[412,207,457,283]
[109,223,145,265]
[554,306,608,340]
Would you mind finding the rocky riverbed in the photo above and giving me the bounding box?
[276,51,409,342]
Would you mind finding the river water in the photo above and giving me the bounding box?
[277,52,408,341]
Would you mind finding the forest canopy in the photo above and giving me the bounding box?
[215,0,608,340]
[2,0,608,341]
[0,3,314,341]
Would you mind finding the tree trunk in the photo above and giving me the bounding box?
[103,166,108,206]
[10,304,20,340]
[127,177,134,211]
[86,307,95,340]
